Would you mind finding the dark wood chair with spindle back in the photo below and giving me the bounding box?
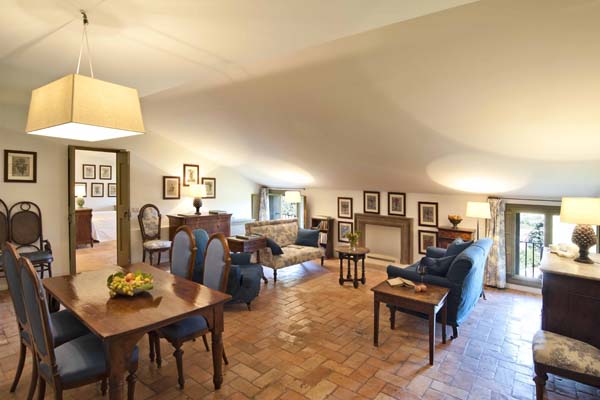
[138,204,172,266]
[0,198,8,279]
[9,201,53,278]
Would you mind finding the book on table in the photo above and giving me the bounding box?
[386,277,416,287]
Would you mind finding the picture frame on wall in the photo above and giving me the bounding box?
[108,183,117,198]
[91,182,104,197]
[99,165,112,180]
[74,182,87,197]
[388,192,406,216]
[337,197,353,219]
[418,201,439,227]
[363,191,380,214]
[163,176,181,199]
[418,230,438,254]
[183,164,199,187]
[4,150,37,183]
[338,221,353,242]
[82,164,96,180]
[202,177,216,198]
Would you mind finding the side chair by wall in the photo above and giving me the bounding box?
[138,204,172,266]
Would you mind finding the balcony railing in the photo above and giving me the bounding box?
[517,240,544,278]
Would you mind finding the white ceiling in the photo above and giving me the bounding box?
[2,0,600,197]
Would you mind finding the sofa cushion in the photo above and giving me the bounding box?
[533,330,600,377]
[266,238,284,255]
[421,255,455,277]
[446,239,473,257]
[295,229,319,247]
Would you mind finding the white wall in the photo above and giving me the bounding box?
[75,150,116,211]
[305,188,488,264]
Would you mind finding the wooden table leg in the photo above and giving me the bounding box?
[441,301,447,344]
[346,257,352,280]
[361,255,366,284]
[353,256,359,288]
[390,306,396,330]
[211,303,225,390]
[428,311,435,365]
[339,256,344,285]
[104,333,143,400]
[373,298,380,346]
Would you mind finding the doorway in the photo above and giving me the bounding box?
[68,146,130,274]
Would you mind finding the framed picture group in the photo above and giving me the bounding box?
[163,164,217,200]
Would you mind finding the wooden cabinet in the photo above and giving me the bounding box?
[76,208,94,248]
[437,226,476,248]
[167,213,232,240]
[540,251,600,348]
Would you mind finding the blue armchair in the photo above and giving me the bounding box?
[386,238,492,338]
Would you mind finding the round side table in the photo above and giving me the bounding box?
[335,246,370,288]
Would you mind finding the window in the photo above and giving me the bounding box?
[251,190,306,227]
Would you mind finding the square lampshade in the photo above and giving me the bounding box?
[560,197,600,225]
[189,184,207,198]
[74,185,87,197]
[466,201,491,219]
[284,190,302,204]
[26,74,144,141]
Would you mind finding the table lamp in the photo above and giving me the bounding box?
[189,184,207,215]
[284,190,302,204]
[560,197,600,264]
[466,201,491,240]
[74,185,86,208]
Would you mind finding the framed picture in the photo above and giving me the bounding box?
[74,182,87,197]
[82,164,96,180]
[163,176,181,199]
[99,165,112,180]
[338,221,353,242]
[418,230,438,254]
[108,183,117,198]
[202,177,216,198]
[337,197,353,219]
[363,191,380,214]
[183,164,199,187]
[418,201,439,227]
[4,150,37,183]
[91,182,104,197]
[388,192,406,216]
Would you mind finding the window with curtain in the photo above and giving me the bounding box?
[251,190,306,227]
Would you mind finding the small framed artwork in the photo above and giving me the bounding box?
[4,150,37,183]
[363,191,380,214]
[91,182,104,197]
[338,221,354,242]
[82,164,96,180]
[337,197,353,219]
[202,177,216,198]
[418,201,439,227]
[163,176,181,200]
[108,183,117,197]
[418,230,438,254]
[183,164,199,187]
[388,192,406,216]
[74,182,87,197]
[99,165,112,180]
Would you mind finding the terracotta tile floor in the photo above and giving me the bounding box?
[1,259,598,399]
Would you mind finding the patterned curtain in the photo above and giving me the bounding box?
[258,187,270,221]
[485,198,506,288]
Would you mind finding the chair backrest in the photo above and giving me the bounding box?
[138,204,162,242]
[203,233,232,292]
[19,257,57,384]
[3,243,27,328]
[191,229,210,284]
[0,199,8,248]
[170,225,197,280]
[9,201,44,251]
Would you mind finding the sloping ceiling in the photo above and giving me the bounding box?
[2,0,600,197]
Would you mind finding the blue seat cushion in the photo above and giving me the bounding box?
[421,255,455,277]
[266,238,283,255]
[159,316,208,341]
[50,310,90,346]
[445,239,473,258]
[20,250,53,264]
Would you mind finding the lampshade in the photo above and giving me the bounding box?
[189,184,207,198]
[560,197,600,225]
[466,201,491,219]
[74,185,87,197]
[284,190,302,204]
[26,74,145,142]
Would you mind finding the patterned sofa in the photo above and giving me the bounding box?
[245,219,324,282]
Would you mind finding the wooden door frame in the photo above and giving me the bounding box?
[68,145,131,275]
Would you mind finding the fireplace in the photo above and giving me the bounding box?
[355,213,413,264]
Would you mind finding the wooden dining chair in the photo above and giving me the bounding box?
[0,198,8,279]
[152,233,231,389]
[18,256,139,400]
[138,204,172,266]
[3,243,90,400]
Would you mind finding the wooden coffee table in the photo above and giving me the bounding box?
[371,281,449,365]
[335,246,370,288]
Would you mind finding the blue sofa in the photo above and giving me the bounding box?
[386,238,492,338]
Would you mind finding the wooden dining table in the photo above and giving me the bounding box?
[42,263,231,400]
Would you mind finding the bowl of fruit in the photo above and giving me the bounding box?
[107,271,154,298]
[448,214,463,229]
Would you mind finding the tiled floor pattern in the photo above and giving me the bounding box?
[76,240,118,272]
[1,259,598,399]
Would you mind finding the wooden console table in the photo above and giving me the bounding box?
[76,208,94,247]
[437,226,476,248]
[167,213,232,240]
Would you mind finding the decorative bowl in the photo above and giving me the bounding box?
[107,271,154,298]
[448,215,463,228]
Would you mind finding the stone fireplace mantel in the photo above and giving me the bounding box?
[355,213,413,264]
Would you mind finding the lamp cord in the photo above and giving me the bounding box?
[76,10,94,78]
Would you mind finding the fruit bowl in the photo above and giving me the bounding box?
[107,271,154,298]
[448,215,463,228]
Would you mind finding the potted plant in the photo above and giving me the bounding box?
[345,231,361,250]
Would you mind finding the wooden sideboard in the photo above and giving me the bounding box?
[437,226,476,248]
[167,213,232,240]
[75,208,94,248]
[540,250,600,349]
